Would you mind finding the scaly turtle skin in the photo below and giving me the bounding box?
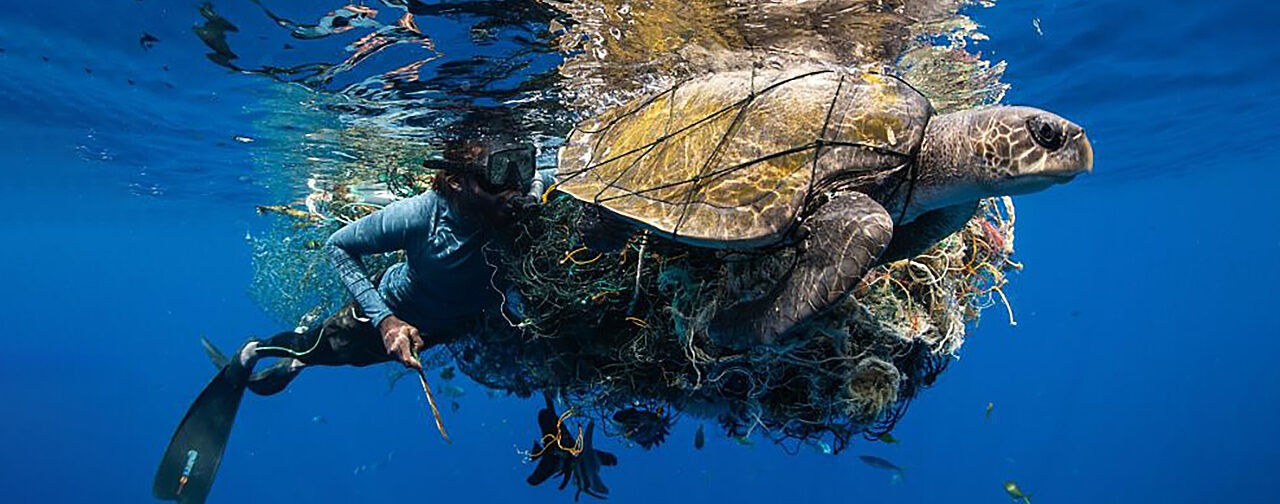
[556,66,1093,348]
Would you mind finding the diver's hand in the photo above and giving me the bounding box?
[378,315,424,369]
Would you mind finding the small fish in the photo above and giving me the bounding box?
[694,424,705,450]
[303,239,323,250]
[732,435,753,446]
[1003,480,1032,503]
[255,204,311,220]
[450,400,460,413]
[815,440,833,455]
[440,384,466,399]
[139,32,159,50]
[386,367,414,393]
[233,135,254,143]
[439,366,456,380]
[876,432,899,444]
[311,415,327,424]
[985,402,995,421]
[859,455,905,483]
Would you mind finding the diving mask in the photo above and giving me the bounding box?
[423,138,537,194]
[476,146,536,194]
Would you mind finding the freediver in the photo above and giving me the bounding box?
[154,130,553,504]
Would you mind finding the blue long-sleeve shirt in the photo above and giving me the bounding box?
[324,169,554,334]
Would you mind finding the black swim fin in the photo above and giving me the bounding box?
[201,336,300,396]
[153,358,251,503]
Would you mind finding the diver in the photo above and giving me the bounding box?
[154,132,553,504]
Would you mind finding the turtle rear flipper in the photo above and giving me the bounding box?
[709,191,892,348]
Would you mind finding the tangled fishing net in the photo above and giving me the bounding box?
[247,127,436,326]
[455,192,1019,453]
[254,170,1019,454]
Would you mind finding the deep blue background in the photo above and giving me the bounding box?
[1,1,1277,503]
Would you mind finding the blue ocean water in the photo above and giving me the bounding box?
[1,1,1277,503]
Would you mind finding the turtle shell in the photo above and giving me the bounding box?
[557,67,933,247]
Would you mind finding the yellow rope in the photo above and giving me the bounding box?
[528,408,585,458]
[561,246,603,265]
[540,182,560,204]
[625,316,648,328]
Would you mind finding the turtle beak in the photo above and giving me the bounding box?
[1077,131,1094,174]
[1047,128,1092,182]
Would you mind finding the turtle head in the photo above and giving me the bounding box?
[914,106,1092,211]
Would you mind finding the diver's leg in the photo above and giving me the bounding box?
[153,340,256,503]
[255,300,394,368]
[244,357,306,396]
[194,302,384,397]
[202,334,306,396]
[707,192,893,348]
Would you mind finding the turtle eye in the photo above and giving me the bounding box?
[1026,115,1064,151]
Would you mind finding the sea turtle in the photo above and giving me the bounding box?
[555,66,1092,348]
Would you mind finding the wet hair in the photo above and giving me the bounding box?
[429,136,479,200]
[433,168,464,201]
[440,138,487,166]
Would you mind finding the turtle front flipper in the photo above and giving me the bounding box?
[709,192,893,348]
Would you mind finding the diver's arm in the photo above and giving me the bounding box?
[324,193,435,329]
